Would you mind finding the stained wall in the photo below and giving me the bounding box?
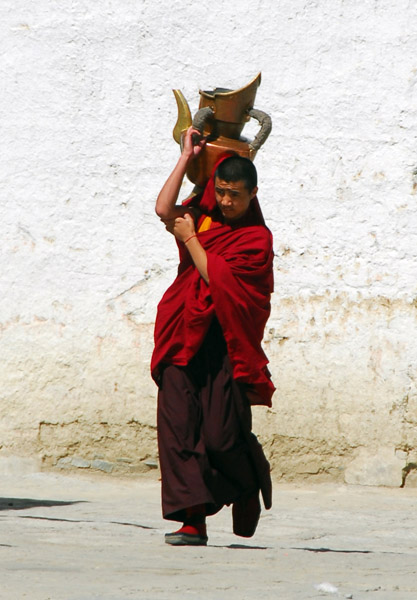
[1,0,417,485]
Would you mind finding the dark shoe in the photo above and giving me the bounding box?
[165,524,208,546]
[232,492,261,538]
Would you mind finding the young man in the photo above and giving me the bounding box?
[151,127,274,546]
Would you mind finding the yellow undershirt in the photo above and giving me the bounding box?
[197,215,213,233]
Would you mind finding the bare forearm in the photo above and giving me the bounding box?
[155,127,205,221]
[184,236,209,284]
[155,153,191,220]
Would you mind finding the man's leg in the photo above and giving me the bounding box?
[158,363,219,545]
[157,364,214,522]
[201,353,271,537]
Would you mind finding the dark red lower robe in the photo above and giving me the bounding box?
[151,159,275,522]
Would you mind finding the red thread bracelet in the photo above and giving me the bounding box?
[184,234,197,244]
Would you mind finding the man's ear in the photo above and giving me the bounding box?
[251,186,258,199]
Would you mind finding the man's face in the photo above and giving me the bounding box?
[214,177,258,222]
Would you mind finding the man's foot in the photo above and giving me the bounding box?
[232,492,261,538]
[164,524,208,546]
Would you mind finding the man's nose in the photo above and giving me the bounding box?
[221,193,232,205]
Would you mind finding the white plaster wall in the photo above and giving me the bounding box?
[1,0,417,483]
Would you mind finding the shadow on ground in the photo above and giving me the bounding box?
[17,515,154,530]
[0,498,85,511]
[292,546,372,554]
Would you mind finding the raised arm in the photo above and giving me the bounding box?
[155,127,205,221]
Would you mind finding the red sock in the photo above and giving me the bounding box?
[174,523,207,537]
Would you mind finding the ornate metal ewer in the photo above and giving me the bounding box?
[172,73,272,188]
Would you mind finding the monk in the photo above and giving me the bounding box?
[151,126,275,546]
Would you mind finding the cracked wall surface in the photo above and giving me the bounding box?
[1,1,417,485]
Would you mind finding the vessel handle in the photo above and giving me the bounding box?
[248,109,272,157]
[192,106,215,133]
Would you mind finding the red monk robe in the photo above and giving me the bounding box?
[151,162,275,407]
[152,151,274,543]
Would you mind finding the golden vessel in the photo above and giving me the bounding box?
[173,73,272,188]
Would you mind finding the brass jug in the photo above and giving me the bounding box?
[172,73,272,188]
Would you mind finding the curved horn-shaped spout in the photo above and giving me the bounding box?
[172,90,192,144]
